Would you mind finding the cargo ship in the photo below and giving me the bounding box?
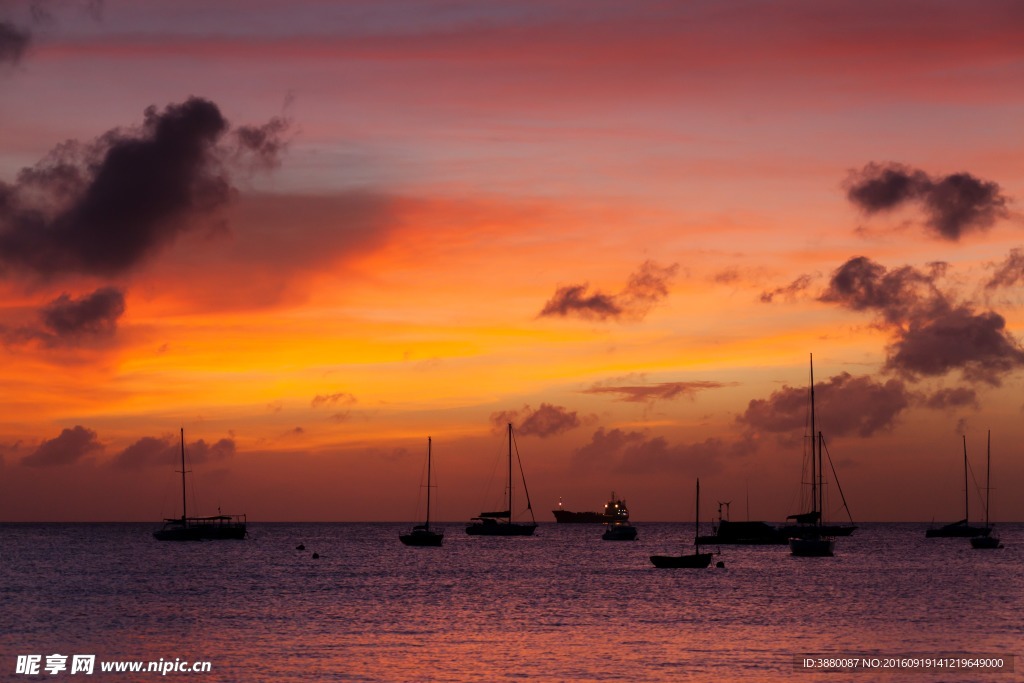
[552,492,629,523]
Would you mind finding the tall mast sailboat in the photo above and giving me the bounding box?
[925,436,992,538]
[466,423,537,536]
[970,431,1003,550]
[153,428,247,541]
[400,437,444,547]
[788,355,836,557]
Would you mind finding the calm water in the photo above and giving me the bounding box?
[1,522,1021,682]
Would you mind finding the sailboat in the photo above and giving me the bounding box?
[970,431,1003,550]
[466,423,538,536]
[788,355,835,557]
[925,436,992,538]
[153,428,247,541]
[650,478,713,568]
[400,437,444,547]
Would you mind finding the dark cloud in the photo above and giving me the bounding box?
[760,274,813,304]
[820,256,1024,385]
[985,247,1024,290]
[570,427,728,476]
[0,97,290,280]
[491,403,581,438]
[539,285,621,320]
[111,435,236,469]
[818,256,940,325]
[1,286,126,347]
[922,387,979,411]
[233,117,291,170]
[22,425,102,467]
[886,307,1024,385]
[539,261,678,321]
[738,373,911,438]
[40,286,125,338]
[583,380,728,403]
[311,392,357,408]
[844,162,1010,240]
[0,21,30,65]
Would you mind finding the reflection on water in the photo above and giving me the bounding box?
[1,523,1020,681]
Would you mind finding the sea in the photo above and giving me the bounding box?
[1,522,1020,682]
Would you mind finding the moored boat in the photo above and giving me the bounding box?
[400,437,444,547]
[601,520,637,541]
[926,436,992,538]
[466,423,538,536]
[651,478,713,568]
[153,428,247,541]
[969,431,1002,550]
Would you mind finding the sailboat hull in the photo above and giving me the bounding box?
[925,523,991,538]
[789,537,834,557]
[399,529,444,546]
[650,553,712,568]
[969,536,1003,549]
[153,517,247,541]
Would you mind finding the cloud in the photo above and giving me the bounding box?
[844,162,1010,240]
[22,425,102,467]
[40,286,125,338]
[311,392,357,408]
[922,387,979,411]
[738,372,912,438]
[985,247,1024,290]
[583,380,728,403]
[760,274,813,303]
[0,96,291,280]
[1,286,126,347]
[233,117,291,170]
[539,260,678,321]
[111,434,236,469]
[820,256,1024,385]
[886,306,1024,385]
[819,256,941,325]
[0,21,30,65]
[491,403,581,437]
[570,427,729,476]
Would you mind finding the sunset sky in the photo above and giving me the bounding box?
[1,0,1022,523]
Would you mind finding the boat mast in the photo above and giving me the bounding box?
[507,423,513,523]
[984,430,991,528]
[809,354,818,526]
[962,435,969,525]
[694,478,701,552]
[179,427,187,524]
[426,436,432,532]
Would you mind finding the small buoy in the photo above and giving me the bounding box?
[715,561,725,569]
[312,552,320,559]
[296,544,305,551]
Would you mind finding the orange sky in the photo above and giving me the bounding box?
[1,1,1022,523]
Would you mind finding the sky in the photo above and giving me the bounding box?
[1,0,1023,523]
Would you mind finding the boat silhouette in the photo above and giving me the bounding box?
[400,437,444,547]
[466,423,538,536]
[153,428,246,541]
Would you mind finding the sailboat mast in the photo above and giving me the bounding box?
[962,435,969,525]
[426,436,432,532]
[984,430,991,528]
[179,427,187,523]
[809,354,817,525]
[694,478,700,551]
[507,423,513,522]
